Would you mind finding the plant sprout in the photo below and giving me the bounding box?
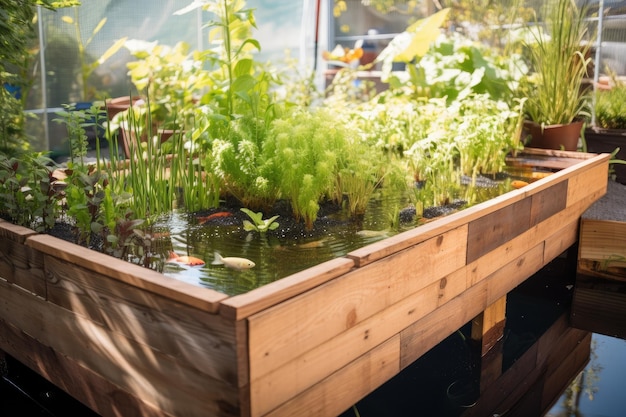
[240,208,279,233]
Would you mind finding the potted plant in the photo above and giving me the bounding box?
[110,40,208,158]
[521,0,594,151]
[585,76,626,183]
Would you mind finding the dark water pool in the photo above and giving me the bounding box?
[155,174,515,295]
[546,333,626,417]
[338,255,626,417]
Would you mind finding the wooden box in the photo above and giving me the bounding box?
[0,149,610,417]
[572,180,626,338]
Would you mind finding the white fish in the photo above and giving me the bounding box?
[356,229,389,238]
[212,251,255,270]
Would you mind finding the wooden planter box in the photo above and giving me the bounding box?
[0,149,610,417]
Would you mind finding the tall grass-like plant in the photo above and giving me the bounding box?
[523,0,594,126]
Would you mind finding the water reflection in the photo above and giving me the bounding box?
[339,256,626,417]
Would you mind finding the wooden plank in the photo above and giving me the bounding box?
[43,254,241,384]
[566,155,610,206]
[484,244,545,306]
[506,148,601,170]
[0,221,45,294]
[579,219,626,263]
[26,234,228,312]
[219,257,355,320]
[0,236,46,296]
[401,244,544,369]
[247,225,467,383]
[0,279,241,417]
[0,219,38,241]
[249,267,467,416]
[544,219,579,262]
[347,191,525,268]
[530,180,568,226]
[577,259,626,281]
[263,335,400,417]
[467,198,532,263]
[0,316,170,417]
[571,279,626,338]
[471,296,507,356]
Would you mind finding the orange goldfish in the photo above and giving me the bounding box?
[511,180,529,189]
[167,252,205,267]
[197,211,232,224]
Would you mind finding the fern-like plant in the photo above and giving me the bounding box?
[262,109,352,229]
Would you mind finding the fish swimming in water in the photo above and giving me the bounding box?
[356,229,390,238]
[197,211,232,225]
[167,251,205,267]
[511,180,529,189]
[212,252,255,270]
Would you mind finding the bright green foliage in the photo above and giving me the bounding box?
[334,142,391,217]
[453,96,526,177]
[595,85,626,130]
[211,115,278,209]
[377,8,451,77]
[124,40,208,131]
[262,109,351,229]
[522,0,594,126]
[383,32,527,106]
[403,96,524,180]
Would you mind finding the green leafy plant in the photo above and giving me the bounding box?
[0,152,62,231]
[595,84,626,130]
[262,109,351,229]
[522,0,594,126]
[123,40,208,132]
[240,208,279,233]
[62,165,109,246]
[376,8,451,82]
[0,0,60,154]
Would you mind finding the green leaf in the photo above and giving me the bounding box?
[395,8,451,62]
[243,219,257,231]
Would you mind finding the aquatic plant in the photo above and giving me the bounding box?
[240,208,279,233]
[262,109,351,229]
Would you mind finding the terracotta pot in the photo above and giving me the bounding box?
[525,120,584,152]
[120,126,180,158]
[105,96,141,120]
